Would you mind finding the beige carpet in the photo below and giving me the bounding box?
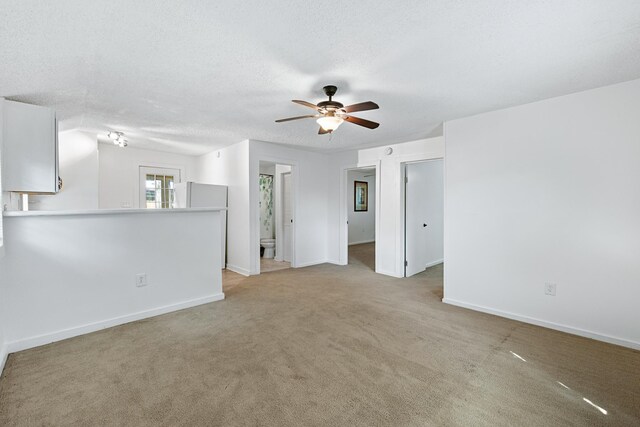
[1,246,639,426]
[348,242,376,271]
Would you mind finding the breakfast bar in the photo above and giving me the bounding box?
[0,207,226,353]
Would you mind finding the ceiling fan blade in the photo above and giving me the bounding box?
[318,126,330,135]
[343,115,380,129]
[275,115,318,123]
[292,100,319,111]
[343,101,379,113]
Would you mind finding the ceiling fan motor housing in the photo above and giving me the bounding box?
[323,85,338,98]
[318,85,343,112]
[317,100,344,112]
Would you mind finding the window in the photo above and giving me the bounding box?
[145,173,175,209]
[139,166,181,209]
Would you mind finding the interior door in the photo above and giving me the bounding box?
[282,173,293,262]
[405,159,444,277]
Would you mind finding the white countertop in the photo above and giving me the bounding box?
[3,207,227,217]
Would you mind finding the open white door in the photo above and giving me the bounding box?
[405,159,444,277]
[282,172,293,262]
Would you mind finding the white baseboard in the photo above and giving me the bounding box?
[348,239,375,246]
[294,259,327,268]
[226,264,250,276]
[442,298,640,351]
[425,259,444,269]
[0,343,7,377]
[6,293,225,354]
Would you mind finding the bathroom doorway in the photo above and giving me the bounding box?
[259,161,293,273]
[346,167,377,271]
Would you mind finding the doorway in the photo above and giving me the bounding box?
[258,161,293,273]
[346,167,377,271]
[404,159,444,277]
[139,166,181,209]
[281,172,293,263]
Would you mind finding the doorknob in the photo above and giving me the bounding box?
[423,223,428,227]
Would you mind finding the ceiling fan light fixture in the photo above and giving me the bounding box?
[316,116,344,132]
[275,85,379,134]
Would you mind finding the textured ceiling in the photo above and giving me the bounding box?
[1,1,640,155]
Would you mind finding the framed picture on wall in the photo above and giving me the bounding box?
[354,181,368,211]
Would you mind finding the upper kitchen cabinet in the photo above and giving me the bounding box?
[2,100,59,194]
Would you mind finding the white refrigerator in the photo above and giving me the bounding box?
[174,182,227,268]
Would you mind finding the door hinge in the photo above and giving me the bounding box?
[405,260,408,267]
[405,176,408,183]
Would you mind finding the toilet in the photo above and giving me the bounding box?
[260,238,276,258]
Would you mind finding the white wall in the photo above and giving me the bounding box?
[99,143,198,209]
[259,163,276,175]
[444,78,640,349]
[0,99,5,374]
[0,98,6,247]
[196,141,250,275]
[1,98,20,212]
[348,170,376,245]
[0,252,5,376]
[0,286,5,374]
[249,140,329,274]
[197,140,329,275]
[326,149,359,264]
[4,135,197,212]
[353,137,445,277]
[30,130,99,211]
[0,99,7,375]
[0,209,224,353]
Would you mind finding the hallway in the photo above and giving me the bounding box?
[348,242,375,271]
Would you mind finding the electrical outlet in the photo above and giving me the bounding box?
[136,273,148,287]
[544,282,557,296]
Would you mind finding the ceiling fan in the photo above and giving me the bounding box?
[275,85,379,135]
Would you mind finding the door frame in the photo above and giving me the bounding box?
[402,158,445,277]
[252,157,298,275]
[278,171,293,262]
[339,162,381,270]
[138,165,182,209]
